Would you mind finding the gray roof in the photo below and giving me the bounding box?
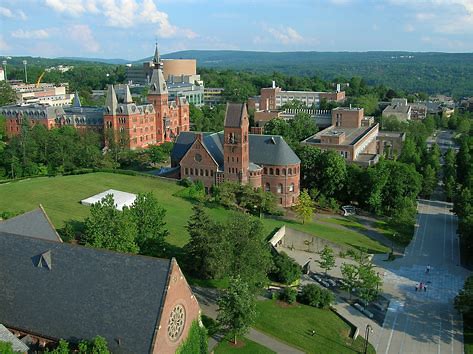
[224,103,246,128]
[72,91,81,108]
[105,85,118,114]
[0,206,61,242]
[0,232,172,354]
[0,324,30,353]
[0,105,65,120]
[172,131,300,167]
[149,68,168,95]
[124,85,133,104]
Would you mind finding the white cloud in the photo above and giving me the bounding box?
[140,0,197,38]
[415,12,435,21]
[0,35,9,51]
[44,0,197,38]
[69,24,100,52]
[265,26,304,45]
[17,10,27,20]
[11,29,50,39]
[0,6,13,17]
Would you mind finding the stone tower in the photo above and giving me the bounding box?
[147,43,169,143]
[223,103,249,184]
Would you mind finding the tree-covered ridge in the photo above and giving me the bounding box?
[164,50,473,97]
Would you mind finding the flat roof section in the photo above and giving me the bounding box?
[80,189,137,211]
[303,124,378,146]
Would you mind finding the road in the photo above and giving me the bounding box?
[373,130,469,354]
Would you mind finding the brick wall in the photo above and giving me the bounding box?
[152,259,201,354]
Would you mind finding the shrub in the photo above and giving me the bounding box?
[280,287,297,304]
[177,320,208,354]
[298,284,334,309]
[59,223,75,242]
[270,252,302,284]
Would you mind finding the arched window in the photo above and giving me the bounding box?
[289,183,294,192]
[277,184,283,193]
[276,168,280,176]
[269,168,274,175]
[288,168,292,175]
[264,167,267,174]
[265,183,270,192]
[282,168,286,175]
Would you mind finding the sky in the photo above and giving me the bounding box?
[0,0,472,59]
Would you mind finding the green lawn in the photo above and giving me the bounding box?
[323,217,368,231]
[0,173,388,252]
[254,300,375,354]
[214,337,275,354]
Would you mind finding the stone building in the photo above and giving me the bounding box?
[171,103,301,207]
[0,208,201,354]
[302,107,381,166]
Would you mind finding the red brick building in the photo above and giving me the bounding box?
[104,46,189,149]
[171,103,301,207]
[3,46,190,150]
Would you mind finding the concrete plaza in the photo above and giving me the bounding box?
[373,197,469,354]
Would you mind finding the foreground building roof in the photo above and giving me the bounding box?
[0,232,173,353]
[0,206,62,242]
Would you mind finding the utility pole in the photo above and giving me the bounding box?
[22,60,28,83]
[364,324,373,354]
[2,60,7,81]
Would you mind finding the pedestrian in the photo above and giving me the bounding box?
[415,284,418,292]
[424,285,427,292]
[311,330,316,336]
[426,265,431,274]
[419,282,423,290]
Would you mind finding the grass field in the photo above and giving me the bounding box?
[254,300,375,354]
[0,173,388,252]
[214,337,275,354]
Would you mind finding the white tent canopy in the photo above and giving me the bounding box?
[81,189,137,211]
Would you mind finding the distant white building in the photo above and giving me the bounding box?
[0,67,4,81]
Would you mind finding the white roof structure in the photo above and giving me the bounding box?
[0,324,30,353]
[81,189,137,211]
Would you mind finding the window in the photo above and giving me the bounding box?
[288,168,292,175]
[279,198,283,205]
[277,184,283,193]
[289,183,294,192]
[264,167,267,174]
[269,168,274,175]
[276,168,280,176]
[265,183,270,192]
[282,168,286,175]
[200,169,203,176]
[205,170,209,177]
[190,168,194,175]
[185,168,189,175]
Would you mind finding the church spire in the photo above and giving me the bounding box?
[153,42,160,65]
[105,84,118,114]
[72,91,81,108]
[124,84,133,104]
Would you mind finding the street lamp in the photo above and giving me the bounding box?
[22,60,28,83]
[2,60,7,81]
[364,324,373,354]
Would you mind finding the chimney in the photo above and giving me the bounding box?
[272,80,276,89]
[196,132,203,142]
[349,104,352,109]
[336,84,341,93]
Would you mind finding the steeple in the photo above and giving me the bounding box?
[105,84,118,114]
[149,66,168,95]
[153,42,161,68]
[124,85,133,104]
[72,91,81,108]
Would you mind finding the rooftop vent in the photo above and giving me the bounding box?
[270,137,276,144]
[35,250,52,270]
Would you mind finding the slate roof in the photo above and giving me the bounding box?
[0,324,30,353]
[172,132,300,167]
[0,232,172,354]
[0,206,62,242]
[224,103,246,127]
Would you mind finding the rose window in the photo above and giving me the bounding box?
[167,304,186,341]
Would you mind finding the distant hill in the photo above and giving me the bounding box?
[158,50,473,97]
[57,57,130,65]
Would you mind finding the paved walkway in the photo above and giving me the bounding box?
[372,197,469,354]
[192,286,303,354]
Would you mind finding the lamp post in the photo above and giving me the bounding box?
[2,60,7,81]
[364,324,373,354]
[22,60,28,84]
